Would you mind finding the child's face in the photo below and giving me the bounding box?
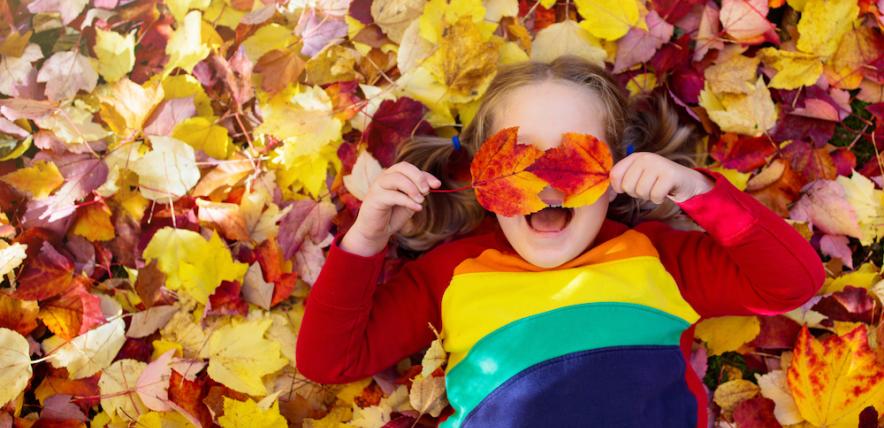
[491,79,617,268]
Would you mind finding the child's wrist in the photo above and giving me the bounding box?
[340,228,388,257]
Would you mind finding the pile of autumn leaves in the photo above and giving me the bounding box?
[0,0,883,426]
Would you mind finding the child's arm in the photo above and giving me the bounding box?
[635,167,826,318]
[295,229,488,384]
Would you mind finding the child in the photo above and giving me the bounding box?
[295,55,826,427]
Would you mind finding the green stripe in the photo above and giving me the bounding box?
[441,302,691,428]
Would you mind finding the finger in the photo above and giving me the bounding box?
[610,154,639,194]
[635,170,659,201]
[379,172,424,203]
[390,162,431,193]
[378,189,423,211]
[649,177,671,204]
[619,161,644,198]
[425,172,442,187]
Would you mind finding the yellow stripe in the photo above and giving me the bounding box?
[440,229,700,374]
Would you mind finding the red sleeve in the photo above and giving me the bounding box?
[635,167,826,318]
[295,228,493,384]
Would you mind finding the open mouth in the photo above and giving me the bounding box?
[525,206,574,233]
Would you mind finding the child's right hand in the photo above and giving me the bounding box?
[341,161,442,257]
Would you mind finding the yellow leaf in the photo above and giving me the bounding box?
[0,328,31,407]
[418,0,488,45]
[33,100,110,144]
[758,48,823,89]
[71,202,115,242]
[704,51,760,94]
[825,27,880,90]
[272,141,341,199]
[97,78,165,135]
[699,76,778,137]
[99,359,149,423]
[787,324,884,427]
[142,227,248,304]
[42,317,126,379]
[425,15,501,105]
[172,116,231,159]
[713,379,759,412]
[94,29,136,83]
[396,65,457,127]
[822,262,878,294]
[160,74,213,116]
[695,316,761,356]
[625,72,657,96]
[709,166,751,191]
[0,30,32,57]
[530,20,606,67]
[796,0,859,59]
[836,170,884,246]
[166,0,210,23]
[574,0,640,40]
[136,410,197,428]
[0,160,63,199]
[207,317,287,396]
[131,136,201,201]
[241,24,297,63]
[218,397,287,428]
[0,242,28,277]
[165,10,211,75]
[255,86,342,151]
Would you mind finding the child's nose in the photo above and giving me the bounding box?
[538,185,565,206]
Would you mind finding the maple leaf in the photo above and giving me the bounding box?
[468,126,548,217]
[36,51,98,102]
[787,324,884,427]
[525,132,613,208]
[218,396,287,428]
[142,227,248,305]
[530,20,607,67]
[207,317,287,395]
[573,0,640,41]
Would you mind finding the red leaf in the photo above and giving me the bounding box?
[205,280,248,317]
[38,277,104,339]
[361,98,435,168]
[526,132,613,207]
[732,395,782,428]
[469,126,548,216]
[15,241,74,301]
[710,133,776,173]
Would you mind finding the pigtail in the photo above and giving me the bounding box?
[391,134,487,252]
[608,93,706,230]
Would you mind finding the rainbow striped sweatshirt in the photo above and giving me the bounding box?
[296,167,826,427]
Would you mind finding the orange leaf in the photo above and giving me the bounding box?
[525,132,613,208]
[469,126,549,217]
[787,324,884,427]
[0,292,39,336]
[38,277,104,340]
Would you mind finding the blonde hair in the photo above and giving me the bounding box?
[392,54,704,251]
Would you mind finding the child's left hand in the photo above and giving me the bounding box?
[609,152,715,204]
